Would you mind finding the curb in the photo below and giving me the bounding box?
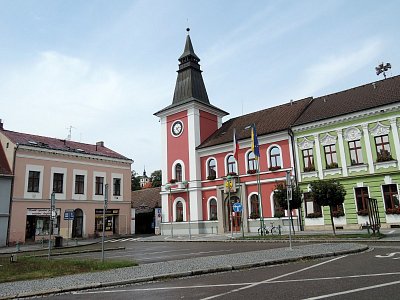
[0,244,369,300]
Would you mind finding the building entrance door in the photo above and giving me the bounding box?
[224,195,241,233]
[72,209,83,238]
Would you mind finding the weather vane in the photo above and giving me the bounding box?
[375,62,391,79]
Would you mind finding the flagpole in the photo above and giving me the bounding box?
[233,128,244,237]
[251,124,264,235]
[257,160,264,234]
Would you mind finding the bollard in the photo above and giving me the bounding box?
[75,238,78,246]
[16,242,20,252]
[10,254,17,262]
[278,225,281,235]
[211,226,214,234]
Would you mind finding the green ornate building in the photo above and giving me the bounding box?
[292,76,400,230]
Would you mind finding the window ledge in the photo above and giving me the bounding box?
[323,168,342,176]
[301,171,318,179]
[374,160,398,170]
[348,164,368,174]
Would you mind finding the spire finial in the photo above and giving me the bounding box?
[186,27,190,35]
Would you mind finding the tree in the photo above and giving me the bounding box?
[273,182,302,233]
[309,179,346,235]
[131,170,141,191]
[151,170,162,187]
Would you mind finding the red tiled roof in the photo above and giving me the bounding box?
[0,145,12,175]
[198,97,312,148]
[1,129,131,161]
[131,187,161,211]
[294,75,400,126]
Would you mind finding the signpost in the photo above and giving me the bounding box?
[48,192,56,260]
[233,202,242,213]
[286,170,293,250]
[102,184,108,263]
[64,210,74,245]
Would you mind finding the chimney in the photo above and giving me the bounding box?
[0,119,3,130]
[96,141,104,147]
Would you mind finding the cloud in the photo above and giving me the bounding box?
[0,51,166,172]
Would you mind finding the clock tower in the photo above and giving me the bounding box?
[154,29,228,231]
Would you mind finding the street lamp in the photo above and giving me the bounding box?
[182,180,191,239]
[286,170,293,250]
[165,184,173,237]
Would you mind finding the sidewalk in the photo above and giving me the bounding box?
[0,242,368,299]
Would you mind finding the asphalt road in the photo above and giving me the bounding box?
[54,239,300,264]
[45,242,400,300]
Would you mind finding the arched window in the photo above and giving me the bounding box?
[208,159,216,178]
[175,163,182,182]
[176,201,183,222]
[269,146,281,169]
[209,198,217,220]
[247,151,257,172]
[250,194,260,219]
[227,155,237,174]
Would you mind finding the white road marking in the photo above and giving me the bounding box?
[303,280,400,299]
[387,230,395,234]
[201,255,348,300]
[137,249,232,261]
[72,271,400,295]
[375,252,400,258]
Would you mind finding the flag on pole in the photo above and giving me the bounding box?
[233,128,239,161]
[251,124,260,160]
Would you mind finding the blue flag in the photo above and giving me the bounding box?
[251,124,260,160]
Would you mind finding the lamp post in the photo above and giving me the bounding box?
[165,184,173,237]
[183,180,191,239]
[226,175,233,239]
[101,184,108,263]
[48,192,55,260]
[286,170,293,250]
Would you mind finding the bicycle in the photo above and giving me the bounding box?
[258,222,279,236]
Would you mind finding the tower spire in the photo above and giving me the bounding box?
[172,28,209,105]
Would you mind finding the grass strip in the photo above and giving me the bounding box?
[0,256,136,283]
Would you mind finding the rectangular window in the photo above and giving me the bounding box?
[75,175,85,194]
[324,144,338,168]
[349,140,363,165]
[355,187,369,212]
[375,135,392,161]
[28,171,40,192]
[304,192,322,218]
[302,149,314,171]
[113,178,121,196]
[53,173,64,193]
[383,184,399,210]
[95,176,104,195]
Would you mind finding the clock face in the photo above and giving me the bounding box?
[171,120,183,137]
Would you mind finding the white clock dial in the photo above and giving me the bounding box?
[172,121,183,136]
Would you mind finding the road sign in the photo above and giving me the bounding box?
[64,211,74,220]
[233,202,242,212]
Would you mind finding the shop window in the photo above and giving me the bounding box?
[113,178,121,196]
[324,144,338,169]
[176,201,183,222]
[304,192,322,218]
[383,184,399,211]
[249,194,259,219]
[269,146,282,170]
[28,171,40,192]
[227,155,237,175]
[209,198,217,220]
[349,140,363,165]
[95,176,104,195]
[75,175,85,194]
[355,187,369,215]
[53,173,64,193]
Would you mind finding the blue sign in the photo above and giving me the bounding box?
[64,211,74,220]
[233,202,242,213]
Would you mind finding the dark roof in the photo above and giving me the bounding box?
[198,97,312,149]
[1,129,131,161]
[131,187,161,212]
[0,145,11,175]
[155,32,228,117]
[294,75,400,126]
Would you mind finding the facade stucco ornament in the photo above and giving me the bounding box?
[298,137,314,150]
[344,127,362,141]
[369,122,390,137]
[320,133,337,146]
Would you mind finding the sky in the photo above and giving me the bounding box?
[1,0,399,174]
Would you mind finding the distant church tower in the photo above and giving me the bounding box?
[154,29,228,228]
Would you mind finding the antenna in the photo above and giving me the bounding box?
[66,126,75,141]
[375,62,391,79]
